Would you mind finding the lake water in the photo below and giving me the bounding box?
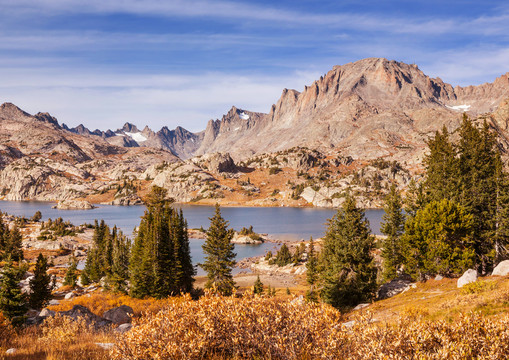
[0,201,384,274]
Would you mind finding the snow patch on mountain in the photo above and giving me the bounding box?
[446,104,471,111]
[125,132,147,142]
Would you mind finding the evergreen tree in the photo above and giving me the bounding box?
[456,118,500,272]
[401,199,475,279]
[129,186,194,298]
[423,126,458,202]
[109,230,131,293]
[31,211,42,222]
[305,237,319,302]
[319,193,377,310]
[493,157,509,263]
[28,253,54,309]
[253,275,264,295]
[380,184,405,281]
[275,244,292,267]
[201,204,236,296]
[63,256,78,287]
[0,258,27,325]
[6,226,23,262]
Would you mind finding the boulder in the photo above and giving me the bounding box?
[115,323,133,333]
[6,348,17,355]
[64,292,76,300]
[457,269,478,288]
[39,308,56,317]
[434,274,444,281]
[377,275,414,299]
[59,305,112,329]
[103,305,134,325]
[202,153,238,173]
[492,260,509,276]
[48,299,60,305]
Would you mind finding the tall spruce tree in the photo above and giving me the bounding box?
[63,256,78,287]
[305,237,319,302]
[456,118,500,272]
[0,257,27,325]
[6,225,23,262]
[319,193,377,309]
[380,184,405,281]
[129,186,194,298]
[28,253,54,309]
[423,126,458,202]
[201,204,236,296]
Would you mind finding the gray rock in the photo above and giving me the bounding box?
[377,275,414,299]
[353,303,370,311]
[115,323,133,333]
[103,305,134,325]
[64,292,76,300]
[6,348,17,355]
[457,269,478,288]
[492,260,509,276]
[48,299,60,305]
[39,308,56,317]
[59,305,112,329]
[435,274,444,281]
[202,152,238,173]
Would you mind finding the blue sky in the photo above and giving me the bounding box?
[0,0,508,132]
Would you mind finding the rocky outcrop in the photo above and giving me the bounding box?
[457,269,478,288]
[54,199,96,210]
[197,152,238,173]
[59,305,112,329]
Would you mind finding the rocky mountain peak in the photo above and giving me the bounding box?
[121,122,139,133]
[0,102,31,119]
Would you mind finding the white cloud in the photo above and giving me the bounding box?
[2,0,509,36]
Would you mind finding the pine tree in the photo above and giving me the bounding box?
[275,244,292,266]
[109,230,130,293]
[253,275,264,294]
[319,193,377,310]
[380,184,405,281]
[63,256,78,287]
[6,226,23,262]
[401,199,475,279]
[423,125,458,202]
[306,237,319,302]
[201,204,236,296]
[129,186,194,298]
[0,258,27,325]
[28,253,54,309]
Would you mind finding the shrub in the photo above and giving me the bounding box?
[113,294,509,360]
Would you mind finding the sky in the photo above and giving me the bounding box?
[0,0,508,132]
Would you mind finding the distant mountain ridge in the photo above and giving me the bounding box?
[58,57,509,163]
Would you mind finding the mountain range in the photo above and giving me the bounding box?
[0,57,508,205]
[60,58,509,165]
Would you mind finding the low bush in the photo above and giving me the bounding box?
[113,293,509,360]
